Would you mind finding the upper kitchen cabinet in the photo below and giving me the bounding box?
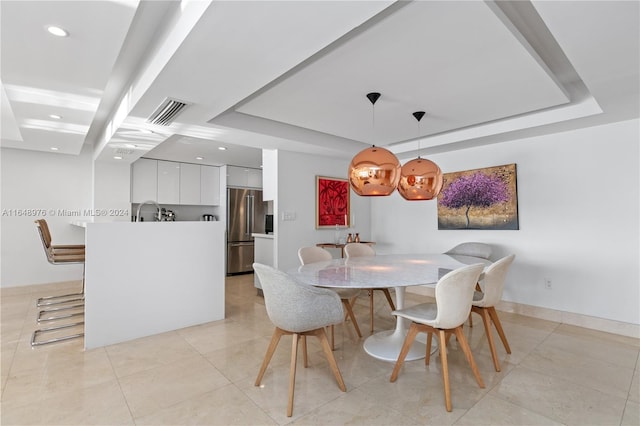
[131,158,158,203]
[131,158,221,206]
[201,166,220,206]
[179,163,201,205]
[157,160,180,204]
[227,165,262,188]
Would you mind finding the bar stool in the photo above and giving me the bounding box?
[35,219,85,307]
[32,219,85,346]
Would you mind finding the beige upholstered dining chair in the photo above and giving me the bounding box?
[252,263,346,417]
[471,254,516,372]
[343,243,396,334]
[444,242,492,260]
[298,247,362,349]
[389,263,485,412]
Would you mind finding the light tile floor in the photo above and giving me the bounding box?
[1,275,639,425]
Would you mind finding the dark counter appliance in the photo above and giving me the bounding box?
[265,214,274,234]
[227,188,265,274]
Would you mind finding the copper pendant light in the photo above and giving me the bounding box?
[348,92,401,196]
[397,111,443,201]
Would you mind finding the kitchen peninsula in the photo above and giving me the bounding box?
[83,220,225,349]
[252,232,274,292]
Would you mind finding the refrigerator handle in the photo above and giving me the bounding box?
[248,195,254,235]
[245,195,254,236]
[245,195,250,235]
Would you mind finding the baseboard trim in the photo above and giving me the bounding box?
[406,286,640,339]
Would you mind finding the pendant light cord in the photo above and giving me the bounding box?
[417,118,421,158]
[366,92,381,147]
[371,102,376,146]
[412,111,426,159]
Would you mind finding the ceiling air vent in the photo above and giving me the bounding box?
[115,148,135,155]
[146,98,190,126]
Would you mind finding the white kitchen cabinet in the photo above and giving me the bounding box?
[247,168,262,188]
[132,159,222,206]
[180,163,201,205]
[131,158,157,203]
[200,166,220,205]
[226,165,245,187]
[157,160,180,204]
[227,165,262,188]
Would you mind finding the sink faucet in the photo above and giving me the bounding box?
[136,200,161,222]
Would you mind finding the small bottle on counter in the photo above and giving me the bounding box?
[346,233,353,243]
[354,233,360,243]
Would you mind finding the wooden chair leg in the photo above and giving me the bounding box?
[313,328,346,392]
[438,329,452,412]
[381,288,396,311]
[476,307,501,371]
[342,299,362,338]
[255,328,284,386]
[301,335,308,368]
[390,322,420,382]
[488,307,511,354]
[453,326,485,389]
[287,332,299,417]
[330,325,335,351]
[425,331,433,365]
[369,289,394,334]
[369,289,374,334]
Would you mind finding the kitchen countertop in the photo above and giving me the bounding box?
[252,233,274,239]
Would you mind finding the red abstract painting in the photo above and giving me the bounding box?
[316,176,350,228]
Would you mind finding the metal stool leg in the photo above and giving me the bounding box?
[31,322,84,346]
[37,308,84,323]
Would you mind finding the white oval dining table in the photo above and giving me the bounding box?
[287,253,490,362]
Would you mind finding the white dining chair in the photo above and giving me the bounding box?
[444,241,492,327]
[471,254,515,372]
[298,247,362,349]
[252,263,346,417]
[344,243,396,334]
[444,242,492,260]
[389,263,485,412]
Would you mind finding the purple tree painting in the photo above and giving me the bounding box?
[438,164,519,230]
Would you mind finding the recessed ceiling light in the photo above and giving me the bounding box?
[125,144,137,149]
[218,147,227,151]
[49,114,62,119]
[113,156,123,160]
[46,26,69,37]
[50,147,59,151]
[195,156,204,160]
[139,129,153,134]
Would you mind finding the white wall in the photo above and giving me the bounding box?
[1,147,92,286]
[274,150,371,273]
[371,119,639,326]
[93,160,131,222]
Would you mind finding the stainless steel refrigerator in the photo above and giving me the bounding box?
[227,188,266,274]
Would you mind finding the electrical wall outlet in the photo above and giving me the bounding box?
[544,278,552,289]
[281,211,296,221]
